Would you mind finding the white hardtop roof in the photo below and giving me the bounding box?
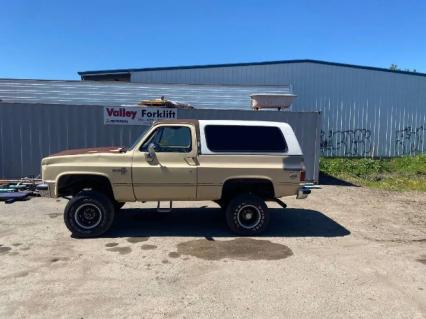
[198,120,292,129]
[198,120,302,155]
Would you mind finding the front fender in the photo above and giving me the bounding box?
[55,171,111,193]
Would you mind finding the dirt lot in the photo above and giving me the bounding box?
[0,185,425,319]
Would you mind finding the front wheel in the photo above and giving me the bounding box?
[225,194,270,235]
[64,191,115,238]
[113,201,125,211]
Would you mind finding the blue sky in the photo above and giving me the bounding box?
[1,0,425,79]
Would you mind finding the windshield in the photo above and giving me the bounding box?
[128,128,149,151]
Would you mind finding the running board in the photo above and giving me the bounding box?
[157,201,173,213]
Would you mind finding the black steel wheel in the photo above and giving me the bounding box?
[225,194,269,235]
[64,191,115,238]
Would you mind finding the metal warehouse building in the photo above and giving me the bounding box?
[0,59,425,180]
[80,59,426,157]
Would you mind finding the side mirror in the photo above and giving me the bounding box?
[146,143,157,161]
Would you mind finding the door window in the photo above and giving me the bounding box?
[141,126,192,153]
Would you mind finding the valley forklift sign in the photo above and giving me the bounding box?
[104,106,178,125]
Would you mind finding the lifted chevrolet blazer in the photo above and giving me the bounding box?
[40,120,310,237]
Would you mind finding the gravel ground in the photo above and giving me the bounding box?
[0,185,425,319]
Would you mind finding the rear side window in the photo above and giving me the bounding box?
[205,125,287,153]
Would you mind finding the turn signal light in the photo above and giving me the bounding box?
[300,170,305,182]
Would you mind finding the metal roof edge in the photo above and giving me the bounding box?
[77,59,426,78]
[0,78,292,88]
[0,77,81,82]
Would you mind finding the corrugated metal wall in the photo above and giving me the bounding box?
[131,62,426,157]
[0,102,320,181]
[317,99,425,157]
[0,79,290,110]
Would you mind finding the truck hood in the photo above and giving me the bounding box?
[49,146,126,157]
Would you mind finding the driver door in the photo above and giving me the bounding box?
[132,124,198,201]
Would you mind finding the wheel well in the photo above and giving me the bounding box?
[221,178,275,201]
[57,174,114,198]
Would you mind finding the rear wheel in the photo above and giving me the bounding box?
[225,194,269,235]
[64,191,115,238]
[214,199,229,211]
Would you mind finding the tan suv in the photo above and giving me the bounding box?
[40,120,310,237]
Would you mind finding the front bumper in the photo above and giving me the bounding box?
[296,187,311,199]
[36,182,55,197]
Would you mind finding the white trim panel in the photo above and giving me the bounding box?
[199,120,303,156]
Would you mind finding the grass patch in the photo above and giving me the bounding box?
[320,155,426,192]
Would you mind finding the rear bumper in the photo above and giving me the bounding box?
[296,187,311,199]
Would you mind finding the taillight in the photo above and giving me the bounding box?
[300,170,305,182]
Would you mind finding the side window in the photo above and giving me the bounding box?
[205,125,287,153]
[140,126,192,153]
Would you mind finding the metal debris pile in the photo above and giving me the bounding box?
[138,96,193,109]
[0,178,44,204]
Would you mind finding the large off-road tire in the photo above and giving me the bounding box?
[225,194,269,235]
[214,199,229,211]
[113,201,125,211]
[64,191,115,238]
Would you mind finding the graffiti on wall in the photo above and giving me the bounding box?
[320,129,372,156]
[321,126,426,156]
[394,126,425,155]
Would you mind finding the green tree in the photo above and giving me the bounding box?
[389,64,399,71]
[389,64,417,73]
